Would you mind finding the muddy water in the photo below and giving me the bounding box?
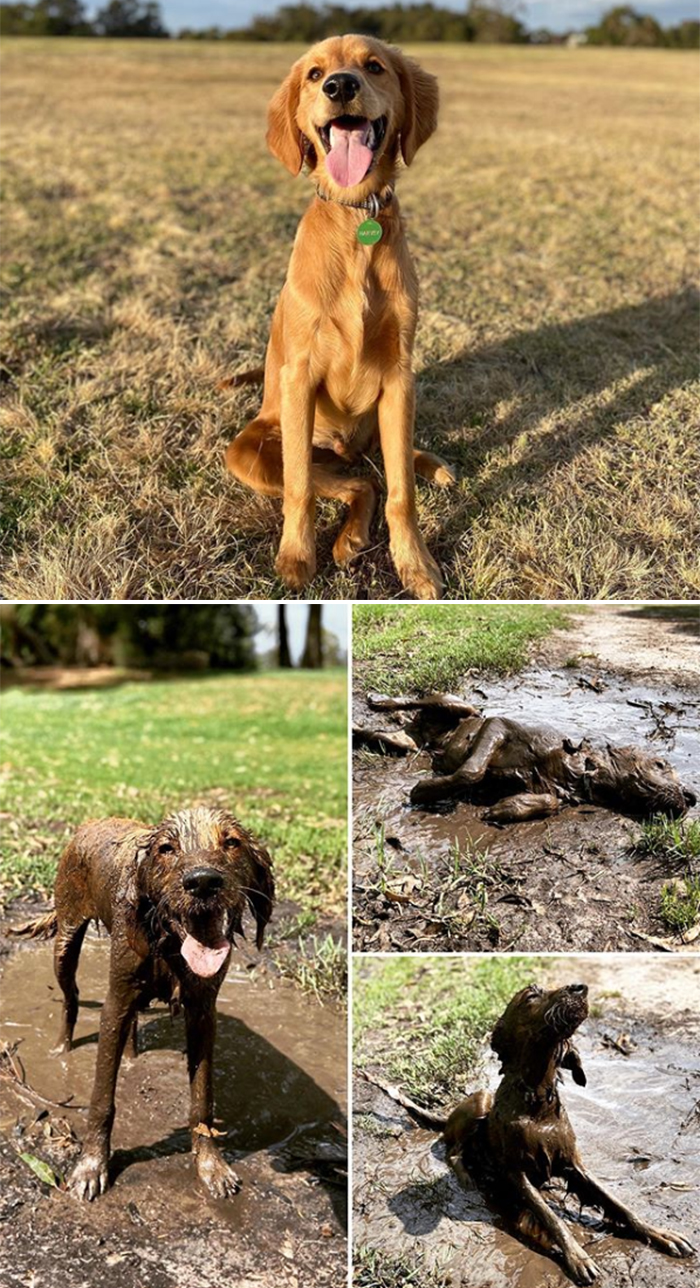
[353,668,700,952]
[0,935,347,1288]
[354,980,700,1287]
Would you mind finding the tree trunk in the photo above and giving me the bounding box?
[300,605,323,669]
[278,605,293,668]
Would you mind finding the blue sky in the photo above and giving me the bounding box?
[151,1,699,34]
[252,604,348,663]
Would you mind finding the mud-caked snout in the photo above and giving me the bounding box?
[544,983,589,1037]
[683,787,697,809]
[182,865,225,900]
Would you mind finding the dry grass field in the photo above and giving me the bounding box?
[1,39,698,601]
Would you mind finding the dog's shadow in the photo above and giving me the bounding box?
[106,1009,347,1228]
[386,1136,490,1237]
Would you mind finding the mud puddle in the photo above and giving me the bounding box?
[353,667,700,954]
[354,958,700,1288]
[0,932,347,1288]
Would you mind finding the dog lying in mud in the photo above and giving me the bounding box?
[10,807,274,1201]
[364,982,695,1285]
[354,693,695,820]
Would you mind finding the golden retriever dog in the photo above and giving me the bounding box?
[224,35,455,600]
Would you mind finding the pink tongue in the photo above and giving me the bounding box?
[326,122,373,188]
[181,934,230,978]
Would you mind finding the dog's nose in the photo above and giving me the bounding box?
[182,866,224,898]
[323,73,361,106]
[570,983,588,996]
[683,787,697,807]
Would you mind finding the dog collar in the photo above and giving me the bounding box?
[314,184,394,218]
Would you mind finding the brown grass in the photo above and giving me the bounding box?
[1,39,698,600]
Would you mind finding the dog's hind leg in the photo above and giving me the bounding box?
[414,449,456,488]
[52,919,90,1054]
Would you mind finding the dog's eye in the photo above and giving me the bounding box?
[224,837,242,850]
[307,67,322,82]
[158,842,175,856]
[366,59,384,75]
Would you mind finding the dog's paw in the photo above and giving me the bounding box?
[394,551,443,601]
[68,1152,109,1201]
[275,548,316,591]
[333,523,368,567]
[565,1246,599,1285]
[647,1227,695,1258]
[197,1150,242,1200]
[433,463,456,488]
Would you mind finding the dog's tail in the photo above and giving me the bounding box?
[218,367,265,390]
[360,1069,448,1131]
[7,910,58,940]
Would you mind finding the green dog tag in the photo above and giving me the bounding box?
[357,218,382,246]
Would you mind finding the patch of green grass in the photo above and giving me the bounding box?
[353,1245,451,1288]
[353,955,549,1104]
[659,877,700,935]
[631,816,700,861]
[0,671,347,920]
[353,604,569,693]
[273,933,347,1003]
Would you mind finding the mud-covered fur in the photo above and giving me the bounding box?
[15,807,274,1202]
[367,983,694,1285]
[364,694,696,820]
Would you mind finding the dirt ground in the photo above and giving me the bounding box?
[0,910,347,1288]
[352,607,700,953]
[353,956,700,1288]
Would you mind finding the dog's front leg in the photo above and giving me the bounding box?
[185,991,241,1199]
[514,1173,600,1285]
[69,979,139,1200]
[276,357,316,591]
[568,1162,694,1260]
[378,372,443,600]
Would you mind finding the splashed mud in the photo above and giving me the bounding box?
[354,957,700,1288]
[353,666,700,953]
[0,930,347,1288]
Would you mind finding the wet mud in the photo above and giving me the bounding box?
[0,929,347,1288]
[354,957,700,1288]
[352,666,700,953]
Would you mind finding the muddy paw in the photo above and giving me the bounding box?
[275,548,316,591]
[197,1152,242,1200]
[68,1152,109,1201]
[647,1227,695,1258]
[565,1247,599,1286]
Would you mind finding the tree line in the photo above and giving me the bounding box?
[0,604,339,671]
[1,1,698,47]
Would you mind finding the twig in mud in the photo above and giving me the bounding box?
[0,1040,85,1110]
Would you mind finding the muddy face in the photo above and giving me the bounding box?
[491,983,589,1080]
[595,745,695,818]
[138,807,274,978]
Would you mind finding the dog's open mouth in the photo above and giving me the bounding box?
[317,115,387,188]
[177,910,232,979]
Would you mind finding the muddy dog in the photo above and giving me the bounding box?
[359,693,696,820]
[364,983,695,1285]
[11,807,274,1201]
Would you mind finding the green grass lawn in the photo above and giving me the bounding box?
[0,670,347,922]
[354,955,549,1104]
[1,41,698,600]
[352,603,569,692]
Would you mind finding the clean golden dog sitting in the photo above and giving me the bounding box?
[225,35,455,600]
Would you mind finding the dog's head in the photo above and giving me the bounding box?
[266,35,438,198]
[491,983,589,1086]
[125,807,274,980]
[591,745,695,819]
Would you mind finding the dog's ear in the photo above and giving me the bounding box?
[245,837,275,950]
[267,60,305,175]
[561,1040,587,1087]
[391,50,439,166]
[490,1015,513,1068]
[116,838,150,908]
